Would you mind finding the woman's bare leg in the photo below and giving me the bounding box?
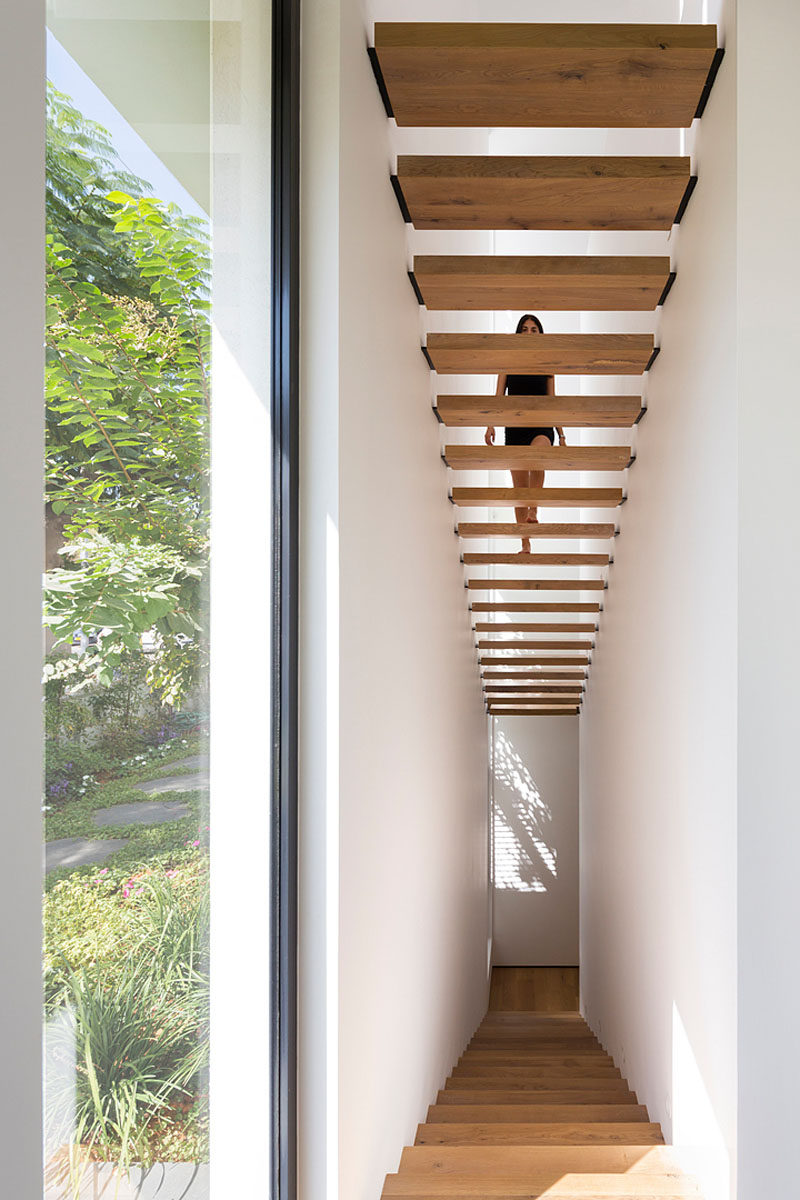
[525,435,553,525]
[510,469,532,552]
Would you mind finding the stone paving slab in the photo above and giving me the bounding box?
[164,755,208,772]
[134,769,209,795]
[46,837,128,873]
[92,799,191,828]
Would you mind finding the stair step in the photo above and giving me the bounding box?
[471,580,605,593]
[436,395,644,428]
[444,1078,633,1094]
[479,642,595,653]
[460,1050,609,1063]
[460,524,615,541]
[450,1064,621,1080]
[384,1145,698,1195]
[468,553,610,566]
[447,445,633,473]
[436,1090,639,1106]
[488,709,580,716]
[474,628,594,638]
[372,23,719,129]
[394,156,692,231]
[415,1122,664,1146]
[482,671,587,681]
[427,333,654,376]
[452,487,623,509]
[412,255,672,312]
[426,1105,651,1124]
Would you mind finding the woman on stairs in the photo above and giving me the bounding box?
[485,312,566,553]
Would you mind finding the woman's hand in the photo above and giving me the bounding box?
[485,426,496,446]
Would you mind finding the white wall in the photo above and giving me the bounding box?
[0,4,44,1193]
[492,716,579,965]
[578,6,737,1200]
[299,3,492,1199]
[737,0,800,1195]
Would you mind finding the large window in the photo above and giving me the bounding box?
[41,5,276,1195]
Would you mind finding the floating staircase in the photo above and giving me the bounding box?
[381,1009,699,1199]
[369,20,722,718]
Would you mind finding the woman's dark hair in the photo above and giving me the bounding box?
[515,313,544,334]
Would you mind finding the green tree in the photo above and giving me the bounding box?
[44,86,210,705]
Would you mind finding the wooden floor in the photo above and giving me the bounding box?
[490,967,580,1013]
[381,974,702,1198]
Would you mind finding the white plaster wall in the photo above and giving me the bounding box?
[300,3,492,1199]
[492,716,579,965]
[737,0,800,1194]
[578,6,738,1200]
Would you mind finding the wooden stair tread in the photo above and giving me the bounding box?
[472,628,597,638]
[487,710,581,716]
[469,580,606,592]
[428,333,654,375]
[413,255,672,311]
[481,656,590,666]
[478,640,594,650]
[437,395,644,427]
[447,446,631,472]
[395,156,692,231]
[444,1079,631,1093]
[474,603,601,612]
[482,671,587,680]
[484,686,586,695]
[372,23,719,129]
[436,1090,639,1106]
[466,553,610,566]
[452,487,623,508]
[459,523,615,540]
[415,1123,664,1146]
[450,1064,621,1078]
[426,1105,651,1123]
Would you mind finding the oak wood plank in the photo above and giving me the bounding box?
[425,1104,651,1123]
[434,1090,637,1106]
[468,580,605,591]
[482,657,590,666]
[475,623,596,632]
[414,255,671,310]
[438,395,643,427]
[465,553,609,566]
[446,444,632,471]
[429,333,653,376]
[396,156,692,231]
[479,640,594,650]
[373,24,718,129]
[459,522,615,539]
[472,603,601,613]
[452,487,623,508]
[415,1123,664,1147]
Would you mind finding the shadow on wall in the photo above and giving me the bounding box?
[493,730,557,894]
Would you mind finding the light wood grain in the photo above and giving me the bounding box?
[468,579,605,591]
[413,255,671,310]
[472,603,601,613]
[484,685,585,693]
[373,24,718,129]
[429,333,653,376]
[438,395,643,427]
[479,640,594,650]
[445,444,632,470]
[482,671,587,680]
[415,1123,663,1146]
[396,155,691,231]
[475,623,596,632]
[465,553,609,566]
[482,656,590,665]
[425,1104,652,1123]
[452,487,623,508]
[458,522,615,539]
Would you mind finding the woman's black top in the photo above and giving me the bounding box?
[504,373,554,446]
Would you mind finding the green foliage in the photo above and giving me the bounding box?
[46,873,210,1177]
[44,85,210,705]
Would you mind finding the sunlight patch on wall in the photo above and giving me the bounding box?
[493,730,557,893]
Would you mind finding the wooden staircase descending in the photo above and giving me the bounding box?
[381,970,698,1198]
